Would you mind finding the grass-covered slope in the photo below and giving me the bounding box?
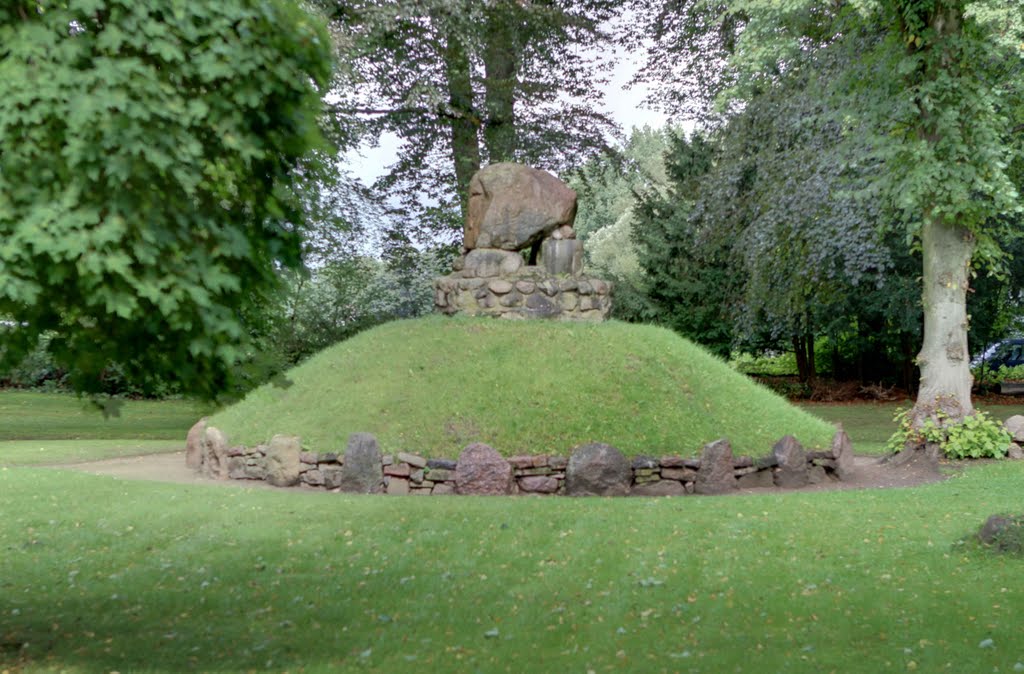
[211,316,836,457]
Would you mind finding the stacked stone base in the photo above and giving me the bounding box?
[434,269,612,321]
[187,420,855,496]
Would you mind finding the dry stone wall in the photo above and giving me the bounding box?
[187,419,855,496]
[434,267,612,321]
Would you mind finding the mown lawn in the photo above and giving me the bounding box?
[802,400,1024,455]
[4,392,1024,672]
[0,392,206,465]
[3,463,1024,673]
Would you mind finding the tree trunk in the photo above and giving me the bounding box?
[909,216,975,426]
[444,36,481,217]
[792,334,815,384]
[482,6,519,163]
[805,329,816,382]
[895,2,972,465]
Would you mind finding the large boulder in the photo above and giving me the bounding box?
[1005,415,1024,444]
[455,443,515,495]
[201,426,230,480]
[465,163,577,251]
[265,435,302,487]
[185,417,207,470]
[565,443,631,496]
[694,439,737,495]
[772,435,808,488]
[978,514,1024,553]
[338,433,383,494]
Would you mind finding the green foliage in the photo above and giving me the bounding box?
[333,0,622,244]
[260,250,447,367]
[629,0,1024,396]
[631,132,738,355]
[211,316,835,457]
[885,408,1011,459]
[0,0,333,400]
[731,351,800,377]
[0,331,66,391]
[0,390,206,466]
[973,363,1024,386]
[569,126,676,323]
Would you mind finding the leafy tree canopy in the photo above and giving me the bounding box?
[330,0,623,246]
[0,0,334,400]
[632,0,1023,420]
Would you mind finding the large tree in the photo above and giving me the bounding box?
[330,0,621,244]
[637,0,1023,430]
[0,0,334,400]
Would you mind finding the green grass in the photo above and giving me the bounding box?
[211,316,836,458]
[0,392,206,465]
[0,392,205,441]
[802,400,1024,455]
[4,463,1024,673]
[4,392,1024,672]
[0,440,186,466]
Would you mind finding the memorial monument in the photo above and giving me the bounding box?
[434,163,612,320]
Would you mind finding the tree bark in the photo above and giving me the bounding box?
[792,332,816,384]
[444,35,481,217]
[482,5,520,163]
[909,216,975,426]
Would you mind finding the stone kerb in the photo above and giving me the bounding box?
[190,427,864,497]
[565,443,631,496]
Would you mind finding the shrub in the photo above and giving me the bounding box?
[973,363,1024,387]
[885,408,1011,459]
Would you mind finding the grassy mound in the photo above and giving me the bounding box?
[211,316,835,457]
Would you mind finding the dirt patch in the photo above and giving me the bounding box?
[47,451,950,495]
[47,451,276,490]
[736,454,948,495]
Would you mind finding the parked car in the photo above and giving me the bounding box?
[973,339,1024,371]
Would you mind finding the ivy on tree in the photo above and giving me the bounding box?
[0,0,333,400]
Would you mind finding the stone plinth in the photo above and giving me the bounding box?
[434,266,612,321]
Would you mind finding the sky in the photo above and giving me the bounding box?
[342,49,671,185]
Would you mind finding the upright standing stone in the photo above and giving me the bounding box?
[265,435,302,487]
[201,426,230,480]
[185,417,207,470]
[455,443,514,495]
[565,443,631,496]
[772,435,808,488]
[541,239,583,276]
[830,426,855,481]
[694,439,737,495]
[338,433,383,494]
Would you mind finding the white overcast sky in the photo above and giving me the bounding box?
[342,50,670,184]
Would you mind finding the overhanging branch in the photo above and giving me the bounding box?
[329,104,481,126]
